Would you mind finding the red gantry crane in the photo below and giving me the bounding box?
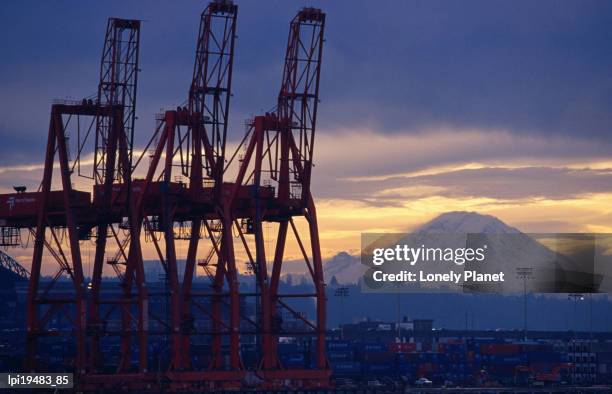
[0,17,142,377]
[223,7,328,388]
[125,1,242,388]
[0,2,329,391]
[88,19,146,378]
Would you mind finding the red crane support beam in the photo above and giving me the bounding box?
[0,4,330,391]
[221,7,329,389]
[87,18,145,377]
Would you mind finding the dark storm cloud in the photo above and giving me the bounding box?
[2,0,612,166]
[318,0,612,137]
[404,166,612,200]
[321,166,612,204]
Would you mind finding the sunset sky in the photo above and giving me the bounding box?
[2,1,612,274]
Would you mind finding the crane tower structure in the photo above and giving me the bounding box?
[0,1,329,391]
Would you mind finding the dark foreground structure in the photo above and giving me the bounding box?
[0,0,329,391]
[2,269,612,391]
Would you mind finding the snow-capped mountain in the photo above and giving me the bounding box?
[327,211,525,285]
[323,251,361,285]
[325,211,592,292]
[417,211,520,234]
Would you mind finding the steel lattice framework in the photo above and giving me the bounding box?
[94,19,141,184]
[0,3,329,391]
[0,250,29,281]
[88,19,146,376]
[224,7,328,387]
[129,1,240,380]
[2,17,145,377]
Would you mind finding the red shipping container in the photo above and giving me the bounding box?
[0,190,91,220]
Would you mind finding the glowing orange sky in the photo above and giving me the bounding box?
[3,126,612,277]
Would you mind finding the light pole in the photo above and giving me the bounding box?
[589,293,593,341]
[334,286,349,339]
[396,291,401,340]
[568,293,585,334]
[516,267,533,341]
[567,293,584,385]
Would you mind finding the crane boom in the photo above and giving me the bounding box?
[94,18,141,184]
[189,1,237,180]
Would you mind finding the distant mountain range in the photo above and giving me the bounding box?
[417,211,520,234]
[323,251,361,285]
[324,211,607,292]
[324,211,520,285]
[317,212,612,330]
